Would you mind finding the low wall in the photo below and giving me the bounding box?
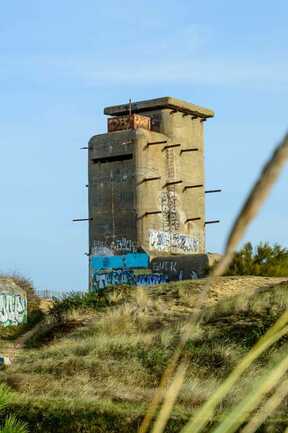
[0,278,27,326]
[89,252,210,291]
[150,254,209,280]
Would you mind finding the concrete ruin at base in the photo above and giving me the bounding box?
[87,97,215,290]
[0,278,27,326]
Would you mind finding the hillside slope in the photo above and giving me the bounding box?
[1,276,288,433]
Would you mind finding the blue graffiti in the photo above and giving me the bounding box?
[136,273,168,286]
[92,270,168,291]
[91,253,149,270]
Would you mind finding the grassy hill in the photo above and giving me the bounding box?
[1,277,288,433]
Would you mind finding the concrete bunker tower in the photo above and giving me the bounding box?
[88,97,214,289]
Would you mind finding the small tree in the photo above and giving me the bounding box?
[225,242,288,277]
[0,385,28,433]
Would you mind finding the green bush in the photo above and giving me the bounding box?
[225,242,288,277]
[49,290,114,323]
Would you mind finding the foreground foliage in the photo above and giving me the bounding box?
[0,385,27,433]
[1,278,288,432]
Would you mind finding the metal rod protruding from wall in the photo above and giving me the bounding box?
[205,189,222,194]
[185,217,201,223]
[205,220,220,225]
[73,218,93,222]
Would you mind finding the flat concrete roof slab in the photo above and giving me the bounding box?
[104,96,214,118]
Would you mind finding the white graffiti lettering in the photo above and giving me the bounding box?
[152,261,177,273]
[149,230,200,253]
[92,238,137,255]
[0,293,27,327]
[160,189,179,232]
[92,270,168,291]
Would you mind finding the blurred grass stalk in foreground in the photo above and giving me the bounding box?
[140,132,288,433]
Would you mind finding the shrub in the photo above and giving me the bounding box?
[225,242,288,277]
[49,290,114,323]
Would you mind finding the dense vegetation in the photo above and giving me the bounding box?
[226,242,288,277]
[1,277,288,432]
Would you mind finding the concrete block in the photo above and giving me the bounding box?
[0,278,27,327]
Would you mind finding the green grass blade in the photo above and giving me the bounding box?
[0,385,13,413]
[240,378,288,433]
[151,363,187,433]
[209,352,288,433]
[180,316,288,433]
[0,415,28,433]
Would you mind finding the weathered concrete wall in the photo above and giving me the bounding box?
[88,129,137,256]
[89,250,168,291]
[150,254,209,281]
[88,97,214,290]
[0,278,27,326]
[134,125,205,255]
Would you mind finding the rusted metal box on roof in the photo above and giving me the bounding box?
[107,114,151,133]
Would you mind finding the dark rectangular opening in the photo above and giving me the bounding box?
[91,153,133,164]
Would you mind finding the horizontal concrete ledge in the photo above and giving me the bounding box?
[104,97,214,119]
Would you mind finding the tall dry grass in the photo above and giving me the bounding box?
[140,132,288,433]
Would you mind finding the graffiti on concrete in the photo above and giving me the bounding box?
[91,253,149,270]
[90,250,168,290]
[191,271,198,279]
[0,293,27,327]
[152,259,199,281]
[160,189,179,232]
[178,269,198,280]
[149,230,199,253]
[166,147,176,179]
[92,238,138,255]
[137,273,168,286]
[93,270,134,290]
[92,270,168,291]
[152,260,177,273]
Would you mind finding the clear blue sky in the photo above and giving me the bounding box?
[1,1,287,290]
